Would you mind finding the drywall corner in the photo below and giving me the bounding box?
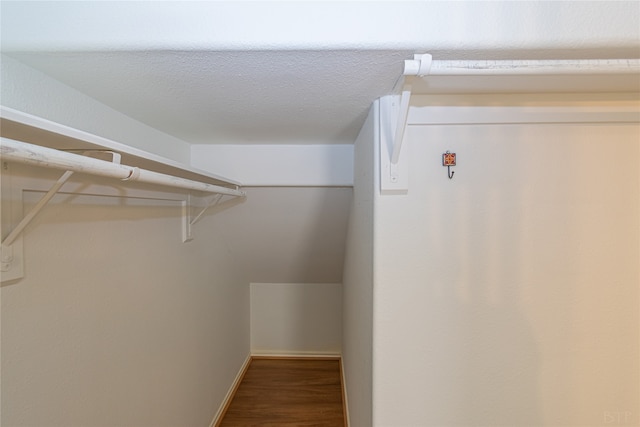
[1,54,191,164]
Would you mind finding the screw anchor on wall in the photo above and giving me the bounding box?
[442,151,456,179]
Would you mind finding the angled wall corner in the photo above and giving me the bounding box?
[342,100,378,427]
[190,144,354,187]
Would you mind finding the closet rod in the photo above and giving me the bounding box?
[404,58,640,76]
[0,138,246,197]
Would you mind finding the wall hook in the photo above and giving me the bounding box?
[447,166,455,179]
[442,151,456,180]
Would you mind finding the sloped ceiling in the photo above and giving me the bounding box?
[2,1,639,146]
[4,50,410,145]
[1,1,639,284]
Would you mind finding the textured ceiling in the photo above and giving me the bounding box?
[2,1,639,286]
[3,1,639,146]
[7,50,410,145]
[9,51,640,146]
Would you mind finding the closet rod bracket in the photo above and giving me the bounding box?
[380,86,411,195]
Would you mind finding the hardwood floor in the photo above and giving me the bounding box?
[218,358,346,426]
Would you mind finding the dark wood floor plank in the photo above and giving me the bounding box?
[219,358,345,426]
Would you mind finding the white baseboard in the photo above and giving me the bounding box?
[251,351,341,359]
[209,353,252,427]
[340,357,350,427]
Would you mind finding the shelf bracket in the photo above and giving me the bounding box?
[1,168,74,281]
[380,85,412,194]
[182,197,193,243]
[191,194,223,226]
[1,150,123,282]
[182,193,224,243]
[2,170,74,249]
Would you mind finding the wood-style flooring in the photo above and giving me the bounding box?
[218,358,346,426]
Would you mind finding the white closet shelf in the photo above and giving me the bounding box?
[0,107,247,281]
[0,106,243,190]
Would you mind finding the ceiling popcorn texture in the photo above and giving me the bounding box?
[1,1,638,285]
[6,50,410,145]
[2,1,638,145]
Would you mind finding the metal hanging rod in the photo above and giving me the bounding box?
[404,55,640,76]
[0,138,246,197]
[1,138,244,278]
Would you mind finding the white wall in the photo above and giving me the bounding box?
[372,96,639,426]
[1,55,191,164]
[207,187,351,284]
[191,144,353,187]
[250,283,342,355]
[342,102,377,427]
[0,164,250,426]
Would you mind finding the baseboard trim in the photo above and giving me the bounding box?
[251,352,341,360]
[339,357,350,427]
[210,353,252,427]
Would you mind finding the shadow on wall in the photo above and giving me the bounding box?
[245,187,349,355]
[421,176,542,425]
[422,295,540,425]
[0,165,252,426]
[208,186,353,284]
[411,124,545,425]
[250,282,342,355]
[406,121,639,426]
[287,185,352,283]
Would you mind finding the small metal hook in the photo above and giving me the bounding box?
[443,151,456,180]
